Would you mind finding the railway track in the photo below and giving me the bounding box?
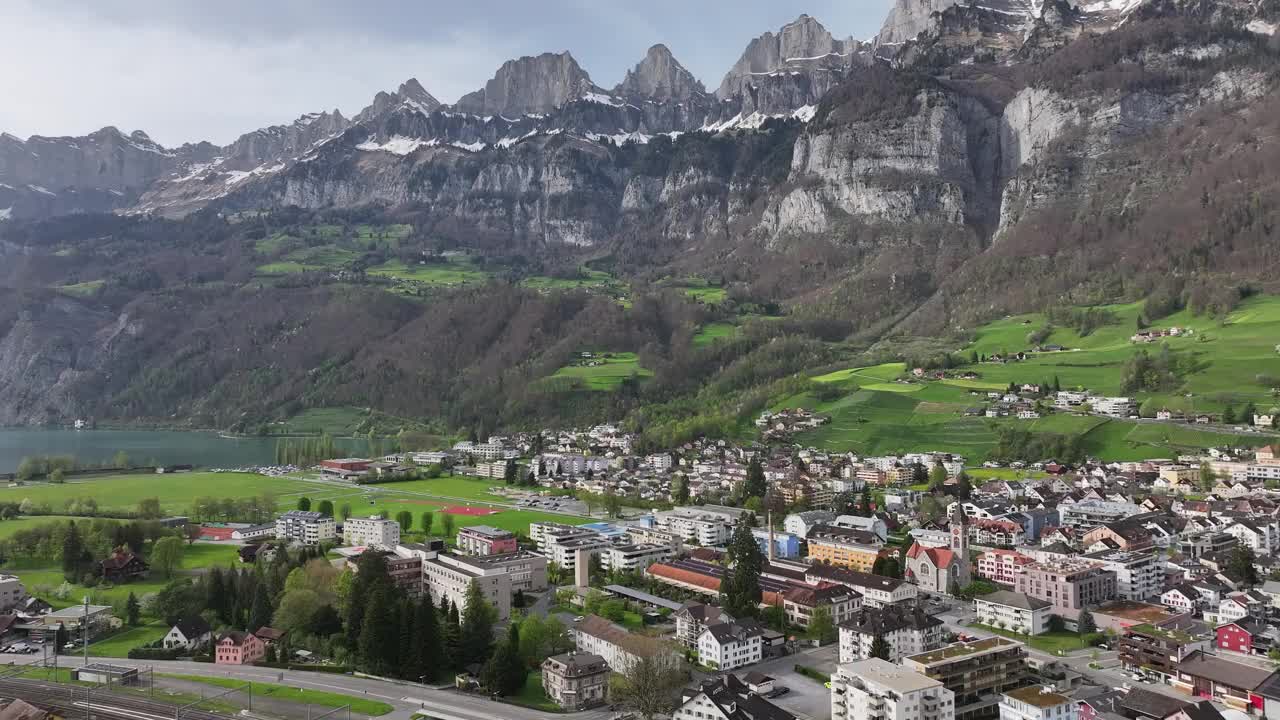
[0,677,230,720]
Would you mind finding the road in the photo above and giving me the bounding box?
[0,655,614,720]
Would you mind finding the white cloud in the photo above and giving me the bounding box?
[0,0,510,146]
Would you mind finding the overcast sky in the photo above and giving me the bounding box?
[0,0,890,147]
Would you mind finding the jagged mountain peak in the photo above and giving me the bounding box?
[356,78,443,122]
[454,51,603,117]
[613,43,706,102]
[716,14,859,99]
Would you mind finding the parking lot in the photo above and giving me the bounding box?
[744,644,840,720]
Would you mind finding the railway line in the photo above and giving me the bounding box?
[0,677,230,720]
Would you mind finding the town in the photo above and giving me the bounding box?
[5,422,1280,720]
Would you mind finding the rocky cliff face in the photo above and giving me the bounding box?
[0,128,217,220]
[613,44,707,102]
[455,52,604,117]
[356,78,442,121]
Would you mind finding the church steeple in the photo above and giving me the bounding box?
[950,502,968,558]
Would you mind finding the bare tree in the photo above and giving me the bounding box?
[610,653,685,720]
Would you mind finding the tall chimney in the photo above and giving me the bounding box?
[768,511,775,562]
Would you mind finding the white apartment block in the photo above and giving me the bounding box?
[1093,397,1136,417]
[342,515,401,548]
[626,525,683,549]
[832,658,956,720]
[999,686,1078,720]
[1224,520,1280,554]
[0,575,28,611]
[1086,550,1162,601]
[973,591,1052,636]
[397,545,547,621]
[653,505,747,546]
[603,543,676,573]
[646,454,674,471]
[275,510,336,544]
[697,622,763,670]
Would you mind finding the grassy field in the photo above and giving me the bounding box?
[660,277,728,304]
[367,258,492,286]
[256,245,359,275]
[693,322,739,347]
[785,296,1280,461]
[973,623,1102,654]
[550,352,653,391]
[521,268,618,292]
[509,671,559,712]
[0,472,318,515]
[89,621,169,657]
[160,674,394,716]
[0,515,92,538]
[271,406,371,436]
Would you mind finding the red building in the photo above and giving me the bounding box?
[1217,620,1271,656]
[215,631,264,665]
[321,458,372,472]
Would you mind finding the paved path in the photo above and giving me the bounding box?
[0,654,611,720]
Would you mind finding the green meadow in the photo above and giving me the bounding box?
[549,352,653,390]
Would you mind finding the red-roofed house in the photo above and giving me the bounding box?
[215,631,264,665]
[977,549,1034,584]
[198,526,235,541]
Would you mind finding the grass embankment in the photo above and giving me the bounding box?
[160,674,394,715]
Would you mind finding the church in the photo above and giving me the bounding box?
[905,504,971,594]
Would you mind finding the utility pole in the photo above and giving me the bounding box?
[82,595,90,667]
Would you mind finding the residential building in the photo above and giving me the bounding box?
[275,510,336,544]
[215,631,264,665]
[626,525,683,549]
[675,602,734,647]
[1093,397,1136,417]
[573,614,680,674]
[834,515,890,542]
[542,652,609,711]
[40,605,113,638]
[832,658,956,720]
[1083,519,1155,552]
[998,686,1077,720]
[805,565,919,608]
[698,620,764,670]
[403,546,547,621]
[974,591,1052,636]
[1084,550,1162,601]
[456,525,518,556]
[0,576,28,611]
[786,510,837,539]
[654,505,748,546]
[806,525,889,572]
[1224,520,1279,554]
[99,550,148,583]
[677,675,797,720]
[1059,501,1143,530]
[1160,585,1203,615]
[902,638,1028,720]
[784,584,862,629]
[342,515,401,548]
[839,605,945,663]
[1013,559,1116,620]
[1217,619,1275,656]
[603,543,675,573]
[1170,650,1275,712]
[1179,532,1237,560]
[968,519,1026,548]
[977,550,1033,585]
[162,617,212,651]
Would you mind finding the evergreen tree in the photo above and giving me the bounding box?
[345,552,390,645]
[396,510,413,532]
[125,592,141,627]
[414,593,444,682]
[444,599,462,670]
[870,634,892,660]
[858,488,873,517]
[672,477,691,505]
[1053,375,1061,392]
[358,586,397,676]
[421,511,434,536]
[61,521,85,581]
[882,557,901,579]
[459,581,498,667]
[206,567,230,626]
[397,598,415,679]
[721,523,763,618]
[955,471,973,500]
[1223,403,1237,425]
[339,503,352,522]
[743,457,766,500]
[297,497,312,511]
[483,623,526,695]
[317,500,334,517]
[1229,545,1260,586]
[1077,609,1096,636]
[910,463,928,486]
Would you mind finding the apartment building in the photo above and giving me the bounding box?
[401,546,547,620]
[1013,559,1117,620]
[977,550,1034,585]
[675,602,733,647]
[697,620,764,670]
[807,524,890,572]
[603,543,676,572]
[974,591,1052,636]
[1118,616,1209,681]
[653,506,746,546]
[1084,550,1162,602]
[998,686,1077,720]
[275,510,336,544]
[626,525,683,549]
[784,584,862,629]
[1058,501,1143,530]
[0,575,29,611]
[832,658,956,720]
[456,525,518,556]
[542,652,609,711]
[347,548,424,597]
[342,515,400,548]
[839,605,945,663]
[902,638,1028,720]
[805,564,919,608]
[573,614,680,674]
[1093,397,1136,417]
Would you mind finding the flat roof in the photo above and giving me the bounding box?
[77,663,136,675]
[843,658,942,693]
[603,584,683,612]
[1095,600,1174,624]
[459,525,514,537]
[47,605,112,618]
[1004,686,1071,708]
[906,637,1022,666]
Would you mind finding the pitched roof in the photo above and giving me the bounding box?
[171,616,210,639]
[907,542,958,569]
[840,605,943,635]
[1177,650,1276,690]
[575,614,672,659]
